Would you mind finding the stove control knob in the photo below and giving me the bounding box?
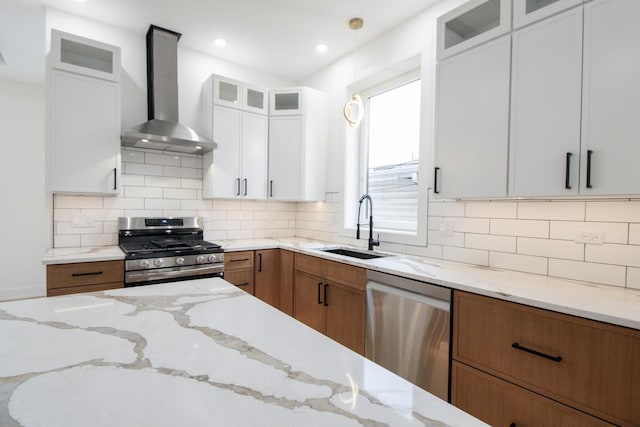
[139,260,150,269]
[154,259,164,268]
[196,255,205,264]
[175,257,185,266]
[207,254,217,263]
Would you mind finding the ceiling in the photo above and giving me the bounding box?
[6,0,440,82]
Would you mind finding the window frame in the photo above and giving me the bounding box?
[341,66,428,247]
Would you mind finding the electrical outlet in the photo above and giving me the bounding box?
[438,219,454,236]
[70,214,93,228]
[575,230,604,245]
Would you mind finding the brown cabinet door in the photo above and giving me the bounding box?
[325,282,365,355]
[293,271,326,334]
[279,250,295,316]
[254,249,281,308]
[454,291,640,426]
[452,362,613,427]
[224,251,254,270]
[326,260,365,291]
[224,269,254,295]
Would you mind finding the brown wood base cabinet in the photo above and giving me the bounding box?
[224,251,255,295]
[47,260,124,296]
[293,253,365,354]
[452,291,640,427]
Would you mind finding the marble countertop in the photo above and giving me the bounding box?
[41,238,640,330]
[0,279,486,427]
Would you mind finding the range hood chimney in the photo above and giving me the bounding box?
[121,25,216,154]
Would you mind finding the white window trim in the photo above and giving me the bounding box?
[340,57,428,247]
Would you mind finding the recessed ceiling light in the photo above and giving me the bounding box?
[315,43,328,53]
[195,146,202,150]
[213,38,227,48]
[140,138,149,143]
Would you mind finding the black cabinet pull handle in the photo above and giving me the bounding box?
[258,253,262,272]
[229,258,250,263]
[565,152,572,189]
[323,283,329,307]
[586,150,593,188]
[317,282,323,305]
[434,167,440,194]
[236,178,241,196]
[269,180,274,197]
[512,342,562,362]
[509,423,516,427]
[113,168,117,190]
[237,282,249,287]
[72,271,103,277]
[243,178,248,196]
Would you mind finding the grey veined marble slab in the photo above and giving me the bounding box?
[0,278,486,427]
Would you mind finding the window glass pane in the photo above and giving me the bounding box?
[366,79,421,233]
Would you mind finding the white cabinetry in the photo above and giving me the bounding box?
[581,0,640,195]
[268,88,327,201]
[509,8,583,196]
[49,31,121,195]
[51,30,121,82]
[513,0,582,29]
[203,75,268,199]
[434,36,511,198]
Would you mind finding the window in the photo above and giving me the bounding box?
[343,66,428,247]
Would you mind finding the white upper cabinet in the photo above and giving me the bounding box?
[51,30,121,82]
[437,0,511,60]
[50,70,121,195]
[268,87,327,201]
[270,88,304,115]
[513,0,583,29]
[581,0,640,195]
[212,75,243,109]
[509,7,583,196]
[243,84,268,115]
[434,36,511,198]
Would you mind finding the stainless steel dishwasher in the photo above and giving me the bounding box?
[365,270,451,401]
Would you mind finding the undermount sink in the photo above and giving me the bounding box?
[320,247,388,260]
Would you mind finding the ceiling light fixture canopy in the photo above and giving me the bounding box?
[344,17,364,128]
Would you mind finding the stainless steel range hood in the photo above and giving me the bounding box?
[121,25,216,154]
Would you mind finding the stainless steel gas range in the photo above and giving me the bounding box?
[118,217,224,286]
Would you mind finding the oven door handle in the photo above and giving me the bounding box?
[125,264,224,284]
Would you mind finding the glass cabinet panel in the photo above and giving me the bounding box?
[60,39,113,74]
[51,30,121,82]
[275,93,299,110]
[514,0,582,29]
[219,81,239,104]
[246,88,264,110]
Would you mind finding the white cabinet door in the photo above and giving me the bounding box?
[243,84,268,115]
[209,105,242,198]
[509,7,583,196]
[513,0,582,29]
[50,71,120,194]
[51,30,121,82]
[241,112,268,199]
[268,116,302,200]
[434,36,511,198]
[270,89,304,116]
[213,75,243,109]
[581,0,640,195]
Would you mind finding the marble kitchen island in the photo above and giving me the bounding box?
[0,278,485,427]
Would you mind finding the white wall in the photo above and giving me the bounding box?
[0,80,47,300]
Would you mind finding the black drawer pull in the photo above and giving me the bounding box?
[323,283,329,307]
[237,282,249,287]
[565,152,572,189]
[258,253,262,272]
[509,423,516,427]
[229,258,250,263]
[434,167,440,194]
[113,168,117,190]
[512,342,562,362]
[586,150,593,188]
[72,271,103,277]
[317,282,323,305]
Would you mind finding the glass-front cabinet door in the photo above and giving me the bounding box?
[51,30,121,82]
[513,0,583,29]
[243,84,268,115]
[437,0,511,60]
[213,75,243,109]
[270,89,304,115]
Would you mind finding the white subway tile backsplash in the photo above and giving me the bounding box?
[123,209,163,217]
[120,174,145,186]
[80,233,118,247]
[586,243,640,268]
[429,201,466,217]
[163,166,198,179]
[489,252,547,275]
[518,201,585,221]
[550,221,628,244]
[443,246,489,266]
[454,217,490,234]
[125,162,163,176]
[628,224,640,245]
[548,259,626,288]
[163,188,197,200]
[145,152,181,166]
[56,221,103,235]
[55,195,102,209]
[491,219,549,238]
[144,176,181,188]
[121,150,145,164]
[241,201,267,211]
[227,229,254,239]
[163,210,197,217]
[79,209,124,221]
[466,202,517,219]
[144,199,180,210]
[428,231,465,247]
[181,156,202,169]
[466,233,516,253]
[180,199,213,211]
[518,237,584,261]
[586,201,640,222]
[54,209,80,221]
[627,268,640,289]
[406,243,444,259]
[53,234,80,248]
[180,178,203,189]
[124,186,163,199]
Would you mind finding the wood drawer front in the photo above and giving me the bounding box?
[452,362,614,427]
[294,253,326,277]
[326,260,365,291]
[224,270,254,295]
[48,282,124,297]
[454,291,640,426]
[224,251,254,271]
[47,261,124,290]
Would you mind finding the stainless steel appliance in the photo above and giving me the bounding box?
[365,270,451,401]
[118,217,224,286]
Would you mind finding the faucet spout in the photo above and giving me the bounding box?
[356,194,380,250]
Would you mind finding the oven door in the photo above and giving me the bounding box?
[125,264,224,286]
